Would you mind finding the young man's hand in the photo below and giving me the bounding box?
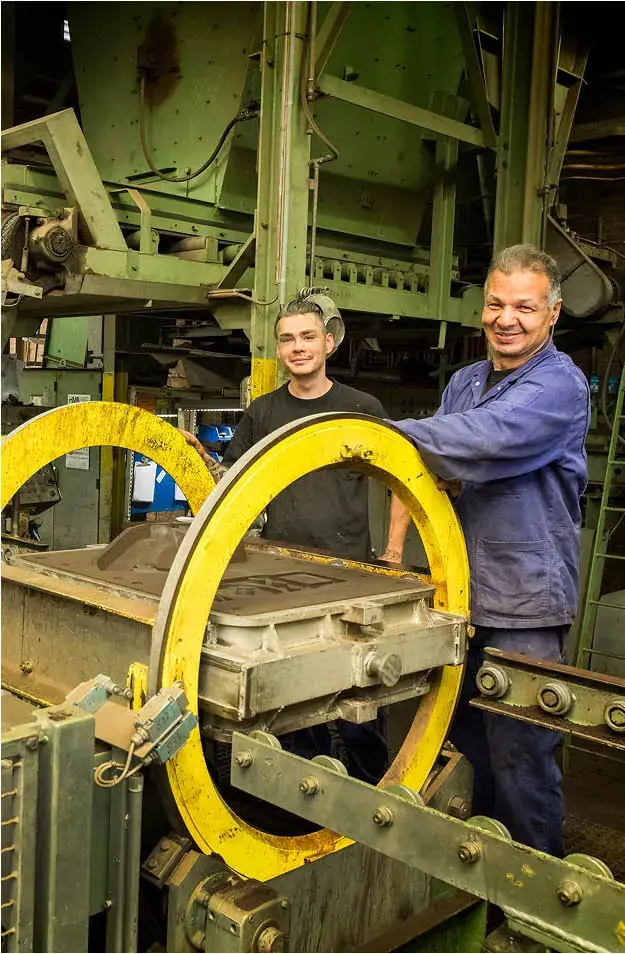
[180,429,228,483]
[180,429,211,463]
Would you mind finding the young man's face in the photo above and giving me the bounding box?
[482,269,562,369]
[276,312,334,378]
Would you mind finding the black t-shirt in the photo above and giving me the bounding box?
[482,367,514,395]
[222,380,387,560]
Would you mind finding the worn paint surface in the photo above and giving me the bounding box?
[1,401,214,514]
[154,414,469,879]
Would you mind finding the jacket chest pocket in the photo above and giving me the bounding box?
[475,539,550,618]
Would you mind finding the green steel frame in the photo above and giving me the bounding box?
[1,1,582,394]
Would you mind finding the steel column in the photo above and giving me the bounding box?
[32,706,94,953]
[523,2,557,247]
[494,3,553,250]
[250,1,311,400]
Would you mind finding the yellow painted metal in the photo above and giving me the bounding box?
[157,415,469,881]
[1,401,214,514]
[250,356,277,400]
[126,662,149,711]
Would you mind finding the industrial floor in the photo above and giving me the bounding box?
[562,746,625,881]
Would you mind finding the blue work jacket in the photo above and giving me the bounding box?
[392,343,590,628]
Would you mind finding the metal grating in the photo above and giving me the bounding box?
[564,813,625,884]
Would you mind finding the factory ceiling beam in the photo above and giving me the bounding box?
[547,45,590,189]
[494,3,556,250]
[1,109,126,251]
[453,3,497,150]
[569,118,625,142]
[314,1,353,80]
[317,75,488,149]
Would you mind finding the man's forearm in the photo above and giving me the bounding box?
[380,495,412,563]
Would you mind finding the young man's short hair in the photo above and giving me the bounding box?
[274,297,325,337]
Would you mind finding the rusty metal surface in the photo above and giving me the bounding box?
[483,647,625,693]
[2,575,152,705]
[1,561,158,624]
[470,698,625,752]
[471,647,625,753]
[11,536,434,615]
[2,537,437,711]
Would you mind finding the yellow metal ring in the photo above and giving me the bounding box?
[1,401,214,513]
[153,413,469,881]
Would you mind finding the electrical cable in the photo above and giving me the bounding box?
[138,74,258,184]
[94,741,137,788]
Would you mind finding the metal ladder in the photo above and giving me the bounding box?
[576,362,625,671]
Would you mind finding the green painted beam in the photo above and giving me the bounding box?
[315,2,353,79]
[1,109,126,250]
[318,74,486,148]
[322,278,482,328]
[453,3,497,149]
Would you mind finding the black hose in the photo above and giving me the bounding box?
[138,74,258,184]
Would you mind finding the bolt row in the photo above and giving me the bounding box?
[476,665,625,734]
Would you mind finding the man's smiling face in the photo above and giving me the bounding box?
[482,269,561,370]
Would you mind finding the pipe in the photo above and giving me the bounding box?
[168,236,211,254]
[307,1,317,101]
[309,161,320,283]
[105,767,128,952]
[123,774,144,954]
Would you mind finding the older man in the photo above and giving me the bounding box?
[384,245,590,855]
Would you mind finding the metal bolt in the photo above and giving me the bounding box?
[447,796,470,820]
[365,652,402,688]
[610,708,625,728]
[372,805,394,828]
[537,682,574,716]
[476,664,509,699]
[557,880,583,906]
[159,840,170,851]
[25,736,39,752]
[605,700,625,733]
[146,857,159,870]
[299,775,320,796]
[457,841,481,864]
[235,751,254,769]
[281,899,289,909]
[257,925,288,953]
[19,660,33,674]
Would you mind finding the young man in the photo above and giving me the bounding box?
[384,245,590,855]
[186,293,394,783]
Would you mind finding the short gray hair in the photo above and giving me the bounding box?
[486,245,562,309]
